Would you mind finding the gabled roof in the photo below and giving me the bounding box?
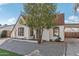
[0,24,14,29]
[10,13,64,36]
[21,13,64,25]
[10,15,22,35]
[54,13,64,25]
[22,15,27,20]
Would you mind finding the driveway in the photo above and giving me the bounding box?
[65,38,79,56]
[0,39,65,56]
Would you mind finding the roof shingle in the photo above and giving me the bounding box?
[54,13,64,25]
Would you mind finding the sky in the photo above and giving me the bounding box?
[0,3,79,25]
[57,3,79,24]
[0,3,23,25]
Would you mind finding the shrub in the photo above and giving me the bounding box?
[55,36,61,42]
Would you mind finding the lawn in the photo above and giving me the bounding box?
[0,48,22,56]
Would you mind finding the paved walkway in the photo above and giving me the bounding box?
[0,38,10,45]
[65,38,79,56]
[12,39,37,43]
[0,39,65,56]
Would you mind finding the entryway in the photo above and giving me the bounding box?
[0,30,11,38]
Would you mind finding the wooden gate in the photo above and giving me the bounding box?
[65,32,79,38]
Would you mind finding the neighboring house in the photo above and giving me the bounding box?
[0,24,14,38]
[11,13,64,41]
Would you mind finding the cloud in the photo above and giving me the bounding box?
[76,7,79,12]
[0,3,8,6]
[7,17,16,24]
[65,15,79,24]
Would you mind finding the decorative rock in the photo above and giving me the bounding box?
[27,49,41,56]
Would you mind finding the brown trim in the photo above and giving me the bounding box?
[30,28,33,36]
[64,24,79,28]
[64,23,79,25]
[18,27,24,36]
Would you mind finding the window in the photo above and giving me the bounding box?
[18,27,24,36]
[53,27,59,36]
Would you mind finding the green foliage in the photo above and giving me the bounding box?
[23,3,57,29]
[0,48,22,56]
[23,3,57,43]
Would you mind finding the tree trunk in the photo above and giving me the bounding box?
[36,28,43,44]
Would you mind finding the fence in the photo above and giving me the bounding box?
[65,32,79,38]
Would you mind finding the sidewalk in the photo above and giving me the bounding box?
[65,38,79,56]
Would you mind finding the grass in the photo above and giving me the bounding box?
[0,48,22,56]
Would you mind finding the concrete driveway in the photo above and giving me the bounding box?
[65,38,79,56]
[0,39,65,56]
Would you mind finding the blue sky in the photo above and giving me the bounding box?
[0,3,79,25]
[0,3,23,25]
[57,3,73,20]
[57,3,79,24]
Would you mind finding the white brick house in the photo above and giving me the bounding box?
[11,13,65,41]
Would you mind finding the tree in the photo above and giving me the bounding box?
[73,3,79,13]
[23,3,57,44]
